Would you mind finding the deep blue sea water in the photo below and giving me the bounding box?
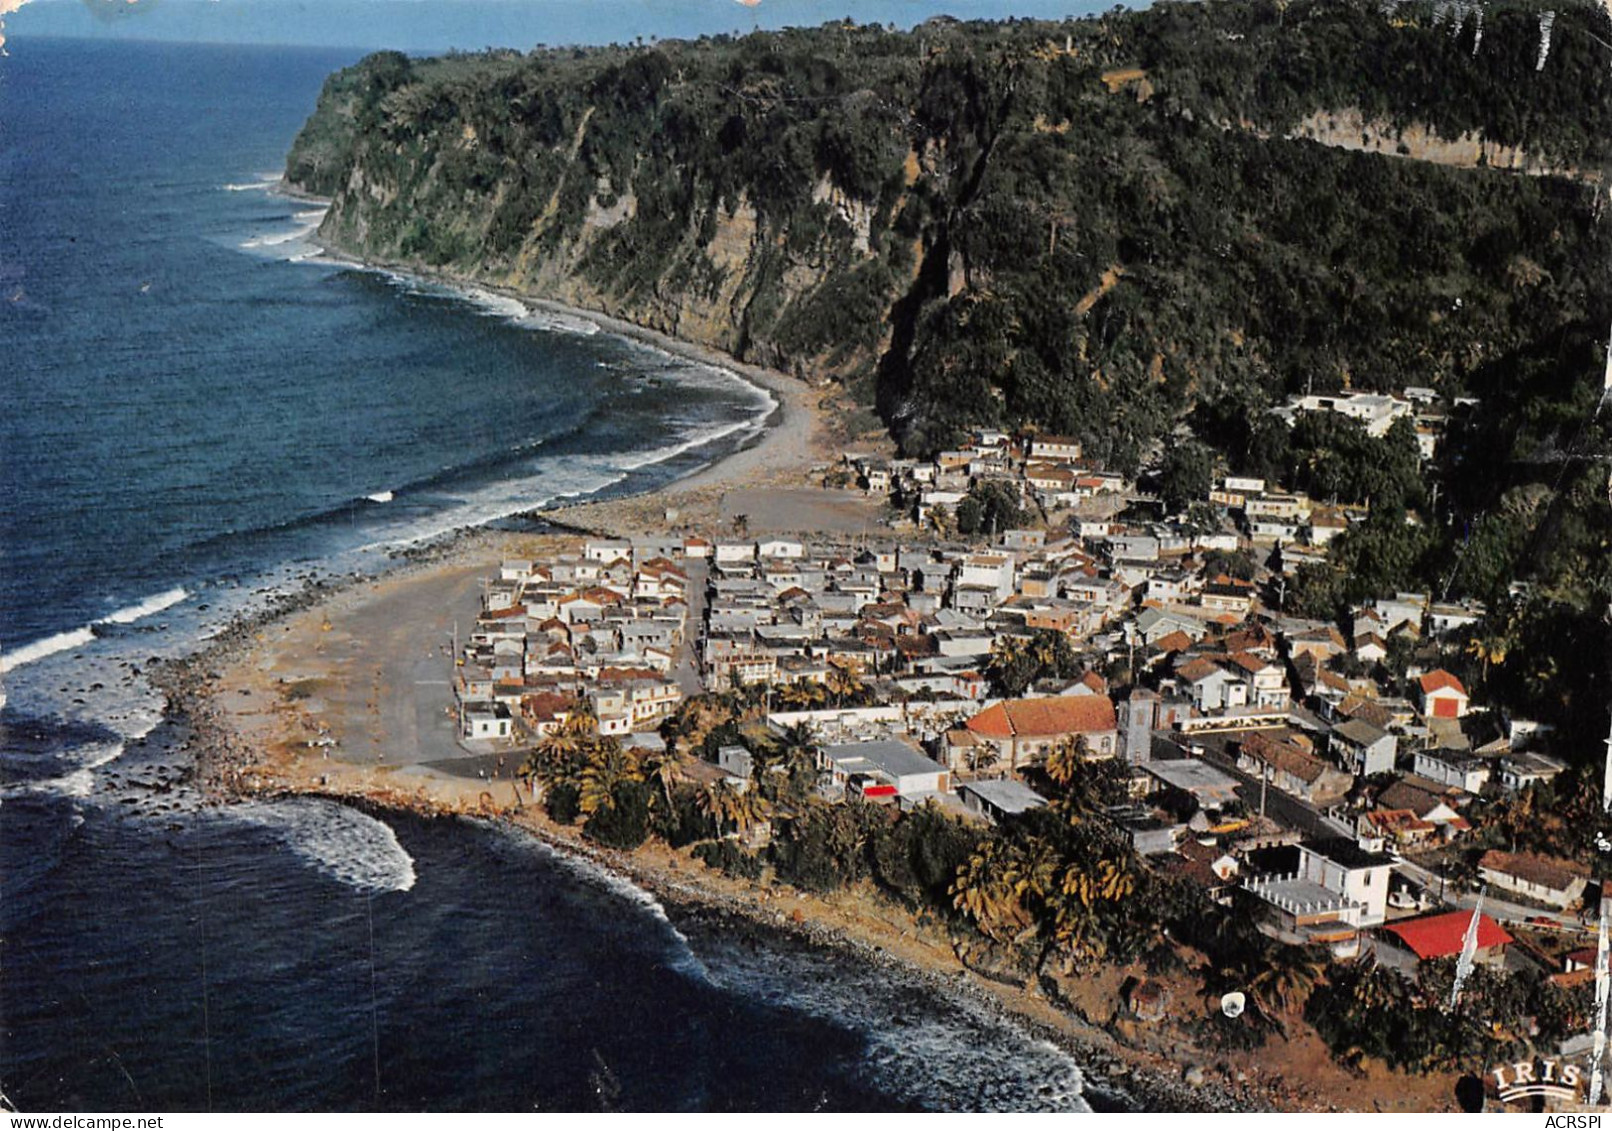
[0,38,1108,1113]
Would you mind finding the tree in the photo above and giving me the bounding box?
[1158,439,1216,515]
[583,780,653,849]
[956,479,1025,537]
[985,628,1079,697]
[951,838,1033,942]
[578,741,643,816]
[695,779,744,838]
[1251,945,1326,1015]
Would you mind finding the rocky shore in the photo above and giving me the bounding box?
[145,532,1285,1113]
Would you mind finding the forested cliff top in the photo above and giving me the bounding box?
[288,0,1609,468]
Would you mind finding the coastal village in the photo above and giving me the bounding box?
[19,0,1612,1116]
[422,380,1605,1103]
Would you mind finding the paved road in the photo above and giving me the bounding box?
[1155,732,1352,840]
[1393,858,1593,930]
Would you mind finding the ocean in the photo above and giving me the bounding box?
[0,37,1112,1112]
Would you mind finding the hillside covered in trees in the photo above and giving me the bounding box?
[286,0,1610,467]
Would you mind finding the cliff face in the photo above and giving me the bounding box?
[1286,108,1602,181]
[287,0,1612,463]
[289,43,910,386]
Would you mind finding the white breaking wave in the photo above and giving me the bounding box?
[366,490,395,504]
[464,287,530,322]
[221,173,281,192]
[615,417,761,471]
[515,308,600,336]
[75,739,127,771]
[462,287,600,336]
[241,218,324,250]
[1,586,189,675]
[0,627,96,675]
[100,586,188,626]
[0,739,125,802]
[694,940,1092,1112]
[231,798,417,894]
[1,768,96,801]
[518,834,712,983]
[354,460,630,553]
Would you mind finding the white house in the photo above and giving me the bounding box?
[1412,748,1490,794]
[1417,669,1470,720]
[1330,718,1397,778]
[818,740,951,799]
[461,703,513,741]
[1243,837,1393,939]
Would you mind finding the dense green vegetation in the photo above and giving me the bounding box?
[288,0,1611,463]
[1307,959,1593,1074]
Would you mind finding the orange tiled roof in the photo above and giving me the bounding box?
[1153,630,1192,654]
[1419,669,1468,696]
[966,696,1117,739]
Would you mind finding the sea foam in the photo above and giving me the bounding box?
[1,586,189,675]
[231,798,417,894]
[100,586,188,626]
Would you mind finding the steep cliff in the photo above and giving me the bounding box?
[287,0,1612,464]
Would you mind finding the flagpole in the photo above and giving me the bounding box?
[1449,886,1485,1011]
[1591,708,1612,1106]
[1590,899,1610,1106]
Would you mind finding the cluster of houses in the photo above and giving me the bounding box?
[453,537,695,742]
[697,529,1135,702]
[449,519,1589,992]
[838,429,1130,527]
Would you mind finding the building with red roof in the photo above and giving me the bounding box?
[964,695,1118,769]
[1417,668,1470,719]
[1380,909,1512,964]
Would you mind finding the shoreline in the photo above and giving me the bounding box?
[298,230,842,537]
[142,216,1423,1113]
[162,644,1223,1115]
[162,530,1276,1114]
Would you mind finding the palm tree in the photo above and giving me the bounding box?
[951,840,1033,942]
[965,743,1001,774]
[525,722,583,789]
[985,635,1031,696]
[1465,632,1509,684]
[1044,735,1091,789]
[727,788,773,837]
[577,742,642,816]
[564,702,600,733]
[826,662,863,708]
[777,721,816,764]
[1251,945,1326,1015]
[695,779,743,838]
[640,745,683,811]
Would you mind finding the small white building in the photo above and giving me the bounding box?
[818,740,951,799]
[1412,748,1490,794]
[461,703,513,740]
[1330,718,1397,778]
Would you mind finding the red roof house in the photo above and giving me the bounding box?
[1383,910,1512,961]
[964,695,1118,768]
[1417,669,1470,719]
